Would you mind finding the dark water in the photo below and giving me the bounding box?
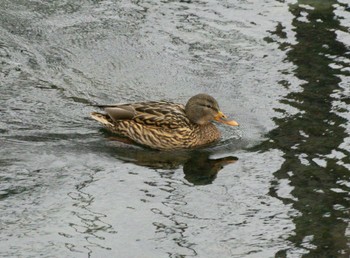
[1,0,349,257]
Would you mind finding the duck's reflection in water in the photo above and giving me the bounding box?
[103,138,238,185]
[183,153,237,185]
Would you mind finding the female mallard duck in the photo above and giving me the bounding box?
[91,94,239,150]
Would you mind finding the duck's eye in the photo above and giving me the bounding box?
[206,105,212,108]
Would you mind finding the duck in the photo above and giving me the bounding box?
[91,93,239,150]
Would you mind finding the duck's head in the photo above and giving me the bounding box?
[185,94,239,126]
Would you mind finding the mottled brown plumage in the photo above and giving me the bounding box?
[91,94,238,150]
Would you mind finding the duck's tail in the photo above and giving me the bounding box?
[90,112,113,126]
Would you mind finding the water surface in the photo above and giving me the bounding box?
[1,0,349,257]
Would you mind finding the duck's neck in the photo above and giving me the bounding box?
[197,123,221,145]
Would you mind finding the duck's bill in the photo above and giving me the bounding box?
[214,111,239,126]
[219,119,239,126]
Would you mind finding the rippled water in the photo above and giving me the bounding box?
[1,0,349,257]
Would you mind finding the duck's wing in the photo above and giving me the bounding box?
[99,101,191,129]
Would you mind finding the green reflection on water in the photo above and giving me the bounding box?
[257,1,350,257]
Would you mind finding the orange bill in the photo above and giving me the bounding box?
[214,111,239,126]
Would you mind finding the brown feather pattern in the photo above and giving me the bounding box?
[91,95,228,150]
